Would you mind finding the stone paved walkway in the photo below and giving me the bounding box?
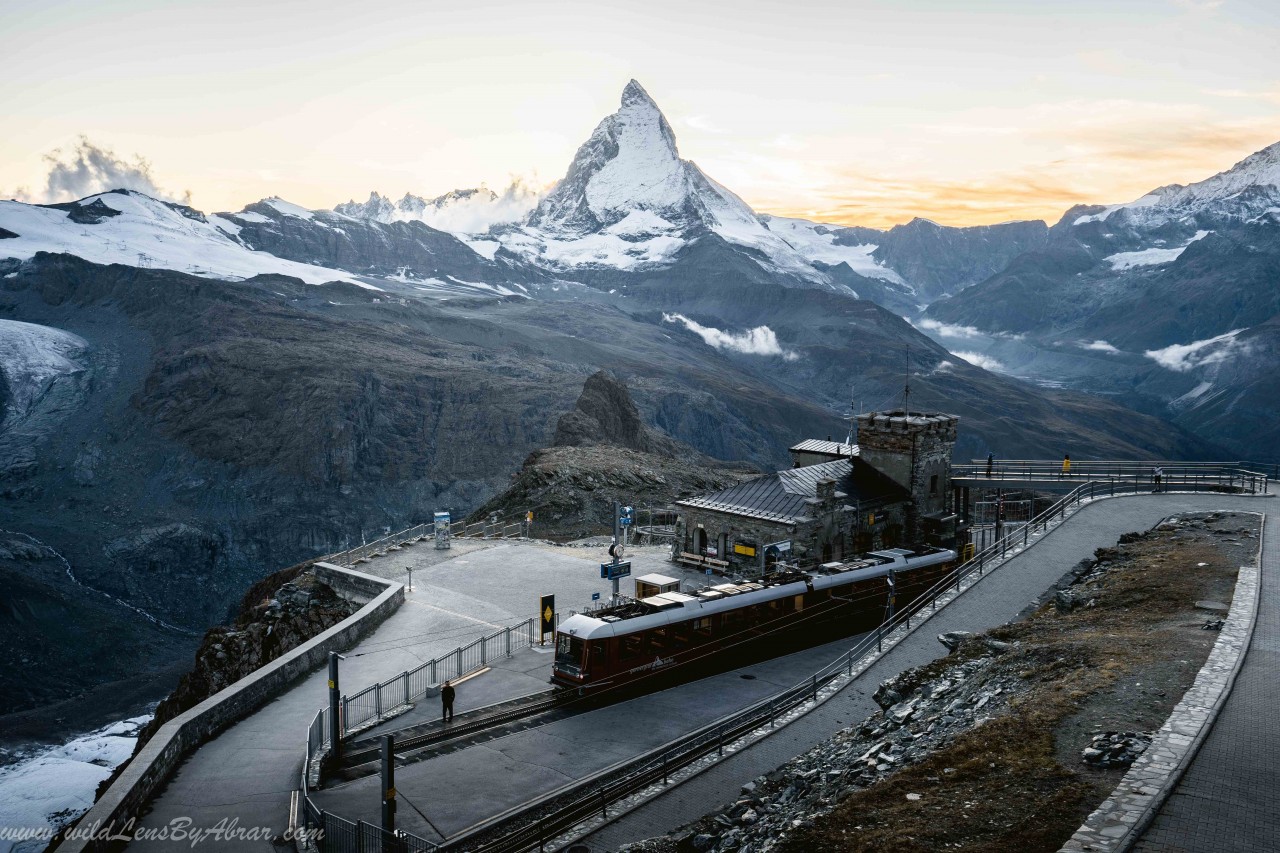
[1133,516,1278,852]
[580,493,1273,852]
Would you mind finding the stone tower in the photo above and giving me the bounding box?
[855,410,959,542]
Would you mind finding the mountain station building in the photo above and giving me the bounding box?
[672,410,960,577]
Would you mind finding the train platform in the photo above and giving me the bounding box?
[123,540,705,850]
[307,631,874,842]
[353,644,555,743]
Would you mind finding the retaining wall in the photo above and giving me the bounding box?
[58,564,404,853]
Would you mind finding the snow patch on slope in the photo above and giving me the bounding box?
[0,716,150,853]
[0,320,88,424]
[1105,230,1209,270]
[663,313,798,360]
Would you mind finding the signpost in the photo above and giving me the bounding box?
[599,560,632,581]
[434,511,451,551]
[539,594,555,644]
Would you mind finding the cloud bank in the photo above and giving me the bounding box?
[6,137,189,205]
[663,313,798,360]
[1145,329,1248,372]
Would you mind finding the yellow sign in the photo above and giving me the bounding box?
[539,594,555,637]
[527,511,534,523]
[734,543,756,557]
[868,513,876,525]
[386,787,396,800]
[327,679,335,689]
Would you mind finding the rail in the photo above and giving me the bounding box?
[340,618,539,737]
[955,460,1269,493]
[300,470,1266,852]
[328,514,532,569]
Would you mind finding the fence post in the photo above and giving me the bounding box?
[719,725,725,757]
[601,789,607,818]
[812,674,818,702]
[431,659,437,684]
[481,638,487,666]
[506,626,512,657]
[357,820,367,853]
[403,671,410,706]
[375,685,382,720]
[456,647,463,677]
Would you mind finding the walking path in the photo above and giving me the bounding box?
[1133,514,1278,852]
[581,493,1273,851]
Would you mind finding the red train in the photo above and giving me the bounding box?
[552,544,957,691]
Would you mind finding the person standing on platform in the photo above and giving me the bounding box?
[1153,466,1163,492]
[441,680,455,723]
[1061,454,1071,478]
[986,452,994,478]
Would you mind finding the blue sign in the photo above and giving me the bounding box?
[592,592,601,601]
[619,516,632,525]
[600,561,632,580]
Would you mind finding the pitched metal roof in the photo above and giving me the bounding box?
[789,439,859,458]
[677,458,909,525]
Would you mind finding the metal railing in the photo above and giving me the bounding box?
[955,460,1269,493]
[329,514,532,569]
[302,471,1266,852]
[340,618,539,737]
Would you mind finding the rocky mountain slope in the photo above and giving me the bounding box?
[923,140,1280,459]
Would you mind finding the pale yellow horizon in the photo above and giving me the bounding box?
[2,0,1278,231]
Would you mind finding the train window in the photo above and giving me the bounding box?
[622,634,643,659]
[693,617,712,638]
[555,635,584,668]
[672,622,691,646]
[590,640,607,664]
[647,628,667,654]
[794,595,805,611]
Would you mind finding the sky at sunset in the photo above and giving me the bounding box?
[2,0,1278,228]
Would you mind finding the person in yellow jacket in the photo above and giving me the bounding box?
[1061,453,1071,478]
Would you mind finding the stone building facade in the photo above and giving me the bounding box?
[673,412,959,577]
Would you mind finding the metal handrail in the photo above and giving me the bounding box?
[302,470,1265,852]
[339,618,538,737]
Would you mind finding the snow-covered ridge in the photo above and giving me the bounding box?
[0,191,367,287]
[1075,140,1280,227]
[759,215,908,286]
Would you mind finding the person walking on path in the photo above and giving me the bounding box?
[441,680,455,723]
[986,452,994,478]
[1061,454,1071,478]
[1153,466,1163,492]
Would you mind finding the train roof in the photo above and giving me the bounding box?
[557,544,955,641]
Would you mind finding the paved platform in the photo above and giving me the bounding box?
[1133,517,1279,852]
[355,645,554,742]
[579,493,1273,852]
[124,541,702,850]
[309,632,873,842]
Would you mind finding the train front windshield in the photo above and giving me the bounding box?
[555,634,585,671]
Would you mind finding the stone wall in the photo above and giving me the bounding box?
[58,565,404,853]
[857,411,958,541]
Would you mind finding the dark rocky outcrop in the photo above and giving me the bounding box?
[134,566,355,749]
[471,371,756,539]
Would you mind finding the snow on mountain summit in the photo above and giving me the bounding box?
[1075,139,1280,227]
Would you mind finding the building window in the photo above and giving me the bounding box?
[930,474,939,494]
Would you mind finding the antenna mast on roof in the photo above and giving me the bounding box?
[901,346,911,415]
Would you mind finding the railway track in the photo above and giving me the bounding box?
[327,689,575,781]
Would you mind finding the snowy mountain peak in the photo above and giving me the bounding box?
[621,78,658,109]
[1075,138,1280,227]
